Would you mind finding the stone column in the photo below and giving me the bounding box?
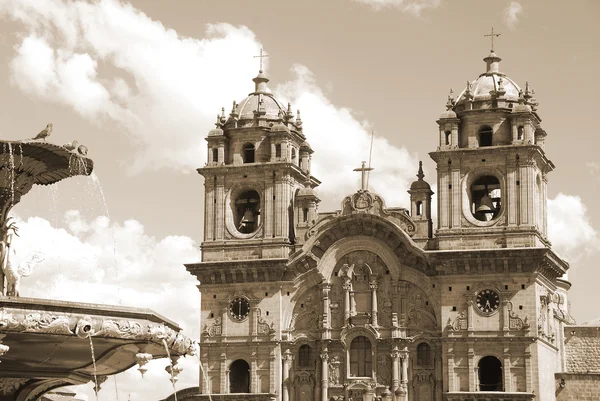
[503,344,511,391]
[447,343,455,392]
[252,306,260,336]
[320,346,329,401]
[251,351,258,393]
[343,281,351,326]
[321,283,331,339]
[466,298,474,332]
[524,345,533,392]
[220,352,228,394]
[502,299,510,332]
[282,349,293,401]
[400,348,409,401]
[370,279,378,327]
[391,346,400,393]
[467,343,475,392]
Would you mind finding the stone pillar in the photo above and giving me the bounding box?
[218,142,225,164]
[467,343,475,392]
[251,350,258,393]
[391,346,400,393]
[370,279,378,327]
[466,298,474,332]
[271,142,276,162]
[321,283,331,339]
[447,343,455,392]
[400,348,409,401]
[282,349,293,401]
[320,346,329,401]
[343,281,351,326]
[524,345,533,392]
[502,299,510,332]
[252,306,260,336]
[220,352,228,394]
[503,344,511,391]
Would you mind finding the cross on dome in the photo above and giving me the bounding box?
[484,27,501,52]
[254,48,269,72]
[353,161,374,191]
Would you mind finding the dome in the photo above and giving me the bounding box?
[225,70,289,125]
[454,52,522,106]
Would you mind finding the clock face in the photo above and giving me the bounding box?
[476,289,500,314]
[229,297,250,321]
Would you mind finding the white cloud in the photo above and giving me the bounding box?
[12,212,201,400]
[351,0,442,16]
[504,1,523,30]
[1,0,420,210]
[276,65,420,211]
[547,193,600,263]
[586,161,600,179]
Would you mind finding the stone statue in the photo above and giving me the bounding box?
[0,220,44,296]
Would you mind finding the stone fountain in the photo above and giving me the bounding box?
[0,136,195,400]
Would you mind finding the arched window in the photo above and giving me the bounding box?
[229,359,250,393]
[416,343,431,366]
[298,344,312,367]
[242,143,255,163]
[291,148,297,164]
[416,201,423,216]
[478,356,503,391]
[275,144,281,159]
[517,126,524,140]
[303,208,309,222]
[350,336,372,377]
[212,148,218,164]
[445,131,451,145]
[479,126,493,147]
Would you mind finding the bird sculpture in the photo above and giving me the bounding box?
[63,140,79,151]
[77,144,88,156]
[32,123,53,141]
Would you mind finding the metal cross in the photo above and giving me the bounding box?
[254,48,269,71]
[353,161,374,191]
[484,27,501,52]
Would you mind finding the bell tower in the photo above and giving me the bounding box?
[199,69,319,261]
[430,50,553,250]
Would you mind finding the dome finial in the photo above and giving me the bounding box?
[446,89,455,110]
[417,161,424,181]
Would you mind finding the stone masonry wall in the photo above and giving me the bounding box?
[555,374,600,401]
[564,326,600,373]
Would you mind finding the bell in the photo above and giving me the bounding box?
[476,194,496,214]
[241,208,255,223]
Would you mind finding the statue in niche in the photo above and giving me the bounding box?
[328,355,341,385]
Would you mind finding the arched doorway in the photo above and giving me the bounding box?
[478,356,503,391]
[229,359,250,393]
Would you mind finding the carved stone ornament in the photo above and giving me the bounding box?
[203,316,222,337]
[0,378,29,395]
[508,311,530,331]
[0,310,195,356]
[257,310,276,335]
[351,190,374,212]
[328,355,342,385]
[446,310,468,331]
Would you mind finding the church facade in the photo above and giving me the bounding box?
[180,50,587,401]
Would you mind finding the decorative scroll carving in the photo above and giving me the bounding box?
[509,311,530,331]
[295,371,314,386]
[203,316,222,337]
[257,313,275,335]
[446,310,468,331]
[0,378,28,395]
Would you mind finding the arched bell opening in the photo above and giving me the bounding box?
[470,175,501,222]
[478,355,503,391]
[233,190,261,234]
[229,359,251,393]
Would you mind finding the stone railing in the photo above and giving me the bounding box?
[444,392,536,401]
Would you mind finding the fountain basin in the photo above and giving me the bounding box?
[0,296,195,401]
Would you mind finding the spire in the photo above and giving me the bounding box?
[417,161,424,181]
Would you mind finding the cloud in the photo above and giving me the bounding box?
[351,0,442,16]
[504,1,523,30]
[586,161,600,180]
[1,0,420,210]
[12,212,201,400]
[1,0,264,174]
[276,65,420,211]
[547,193,600,264]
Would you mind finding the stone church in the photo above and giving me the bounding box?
[172,49,600,401]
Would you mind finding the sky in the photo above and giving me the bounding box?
[0,0,598,399]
